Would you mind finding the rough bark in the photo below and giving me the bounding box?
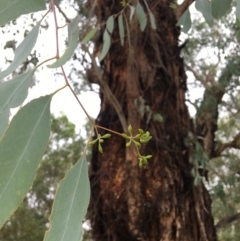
[87,0,217,240]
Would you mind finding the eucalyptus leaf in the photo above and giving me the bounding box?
[0,22,41,79]
[149,12,156,30]
[0,0,46,27]
[107,15,114,34]
[211,0,232,19]
[177,8,191,33]
[195,0,214,27]
[99,30,111,61]
[44,155,90,241]
[0,70,34,139]
[118,14,125,46]
[136,2,147,31]
[153,113,164,123]
[81,28,98,44]
[0,95,52,228]
[237,0,240,20]
[129,5,135,22]
[48,15,80,68]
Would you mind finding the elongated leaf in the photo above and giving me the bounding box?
[0,109,8,142]
[129,6,135,22]
[195,0,214,27]
[0,70,34,139]
[211,0,232,19]
[0,95,52,228]
[44,155,90,241]
[81,28,97,44]
[118,14,125,46]
[48,15,80,68]
[177,8,191,33]
[99,30,111,61]
[237,0,240,20]
[136,2,147,31]
[149,12,156,30]
[107,15,114,34]
[0,22,41,79]
[0,0,46,27]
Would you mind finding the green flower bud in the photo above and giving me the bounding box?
[101,133,111,139]
[128,125,132,134]
[98,143,103,153]
[133,140,141,147]
[89,139,98,145]
[126,141,132,147]
[121,133,129,139]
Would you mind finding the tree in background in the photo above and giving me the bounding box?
[181,8,240,240]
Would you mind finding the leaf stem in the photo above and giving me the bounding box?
[51,0,60,58]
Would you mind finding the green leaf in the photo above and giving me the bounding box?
[0,22,41,79]
[129,5,135,21]
[136,2,147,31]
[195,0,214,27]
[149,12,157,30]
[48,15,80,68]
[0,95,52,228]
[177,8,191,33]
[118,14,125,46]
[0,0,46,27]
[0,70,34,139]
[44,155,90,241]
[81,28,98,44]
[211,0,232,19]
[237,30,240,41]
[107,15,114,34]
[153,113,164,123]
[99,30,111,61]
[237,0,240,20]
[194,176,201,186]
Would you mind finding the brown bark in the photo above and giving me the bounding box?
[88,0,217,240]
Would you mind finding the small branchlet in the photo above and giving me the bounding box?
[89,133,111,153]
[122,125,152,167]
[89,125,152,167]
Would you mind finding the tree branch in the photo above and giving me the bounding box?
[174,0,194,21]
[213,133,240,157]
[185,64,208,88]
[82,45,128,133]
[215,212,240,230]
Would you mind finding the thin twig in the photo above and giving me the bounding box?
[61,66,96,127]
[185,64,208,89]
[56,4,71,23]
[50,0,127,137]
[51,0,60,58]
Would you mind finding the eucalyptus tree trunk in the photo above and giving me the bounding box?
[87,0,217,240]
